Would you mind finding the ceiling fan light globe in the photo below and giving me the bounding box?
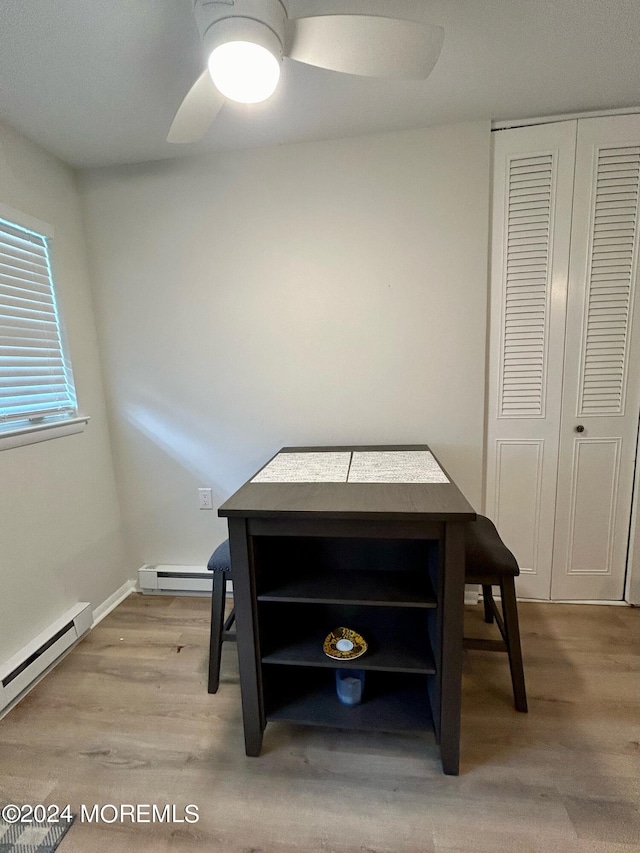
[208,41,281,104]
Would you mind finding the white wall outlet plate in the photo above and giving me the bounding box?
[198,487,213,509]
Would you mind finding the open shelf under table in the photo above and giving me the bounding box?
[258,569,436,607]
[259,602,438,674]
[262,630,435,674]
[265,670,435,735]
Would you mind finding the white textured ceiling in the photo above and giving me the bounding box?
[0,0,639,168]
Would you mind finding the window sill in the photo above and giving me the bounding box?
[0,416,90,451]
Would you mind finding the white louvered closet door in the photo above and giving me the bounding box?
[551,115,640,600]
[486,121,577,600]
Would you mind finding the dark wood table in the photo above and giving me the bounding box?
[218,444,476,775]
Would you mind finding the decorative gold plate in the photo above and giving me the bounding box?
[323,627,368,661]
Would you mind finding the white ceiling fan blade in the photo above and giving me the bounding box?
[167,70,225,144]
[285,15,444,79]
[284,1,429,22]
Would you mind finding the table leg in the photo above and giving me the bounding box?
[439,521,465,775]
[228,517,264,757]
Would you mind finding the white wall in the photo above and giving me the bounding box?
[81,122,491,567]
[0,121,129,665]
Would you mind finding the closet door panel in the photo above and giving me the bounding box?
[486,122,577,599]
[552,115,640,600]
[491,440,543,573]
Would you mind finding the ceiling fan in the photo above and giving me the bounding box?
[167,0,444,143]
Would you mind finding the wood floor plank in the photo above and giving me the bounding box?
[0,594,637,853]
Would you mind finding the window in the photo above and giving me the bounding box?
[0,208,87,449]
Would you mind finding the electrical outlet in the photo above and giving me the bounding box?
[198,488,213,510]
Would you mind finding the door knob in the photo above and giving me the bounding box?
[575,425,585,433]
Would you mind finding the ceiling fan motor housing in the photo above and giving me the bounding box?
[194,0,286,62]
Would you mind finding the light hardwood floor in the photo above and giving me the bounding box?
[0,594,638,853]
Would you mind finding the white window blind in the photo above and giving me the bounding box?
[0,216,78,430]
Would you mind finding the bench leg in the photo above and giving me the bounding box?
[500,576,528,712]
[482,584,494,624]
[208,573,226,694]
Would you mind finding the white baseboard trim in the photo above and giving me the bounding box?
[92,579,137,626]
[464,585,480,606]
[517,597,630,606]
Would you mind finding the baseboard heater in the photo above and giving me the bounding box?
[138,565,216,595]
[0,602,92,714]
